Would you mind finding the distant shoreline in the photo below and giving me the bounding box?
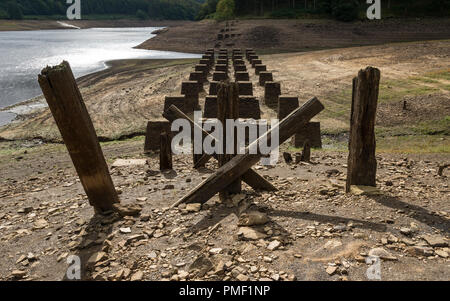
[0,19,192,31]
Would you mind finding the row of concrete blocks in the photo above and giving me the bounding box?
[144,119,321,152]
[144,117,267,153]
[244,48,322,148]
[217,33,241,40]
[217,21,238,40]
[242,50,274,86]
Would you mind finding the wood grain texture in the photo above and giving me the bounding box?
[346,67,380,192]
[38,61,119,212]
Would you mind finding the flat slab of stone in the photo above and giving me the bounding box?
[422,235,448,247]
[350,185,383,196]
[112,159,147,168]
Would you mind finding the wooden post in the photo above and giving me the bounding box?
[171,97,324,207]
[346,67,380,193]
[38,61,119,213]
[160,131,173,171]
[217,82,241,198]
[301,140,311,162]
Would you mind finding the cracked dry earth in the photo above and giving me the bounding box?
[0,139,448,281]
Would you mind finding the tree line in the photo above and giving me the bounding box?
[0,0,204,20]
[198,0,450,21]
[1,0,448,21]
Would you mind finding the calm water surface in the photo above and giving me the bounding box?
[0,27,200,126]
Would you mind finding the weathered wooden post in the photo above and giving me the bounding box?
[346,67,380,192]
[301,140,311,162]
[217,81,242,198]
[160,131,173,171]
[38,61,119,213]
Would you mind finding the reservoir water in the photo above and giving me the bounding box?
[0,27,200,126]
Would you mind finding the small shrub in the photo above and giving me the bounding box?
[7,2,23,20]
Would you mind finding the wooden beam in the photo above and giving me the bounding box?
[171,97,324,207]
[38,61,119,213]
[162,105,277,192]
[346,67,380,192]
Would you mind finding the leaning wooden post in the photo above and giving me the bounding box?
[160,131,173,171]
[217,81,242,198]
[38,61,119,213]
[346,67,380,193]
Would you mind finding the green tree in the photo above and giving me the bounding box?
[6,1,23,19]
[332,0,359,22]
[215,0,234,20]
[136,9,149,19]
[0,8,9,19]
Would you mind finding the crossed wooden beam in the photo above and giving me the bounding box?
[164,97,324,207]
[163,105,277,193]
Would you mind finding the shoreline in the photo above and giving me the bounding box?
[0,24,200,127]
[0,19,192,32]
[0,57,196,128]
[0,57,199,141]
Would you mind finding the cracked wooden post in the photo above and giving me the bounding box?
[38,61,119,213]
[217,81,242,198]
[171,97,324,207]
[346,67,380,192]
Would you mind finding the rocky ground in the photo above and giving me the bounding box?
[0,19,448,281]
[0,139,448,281]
